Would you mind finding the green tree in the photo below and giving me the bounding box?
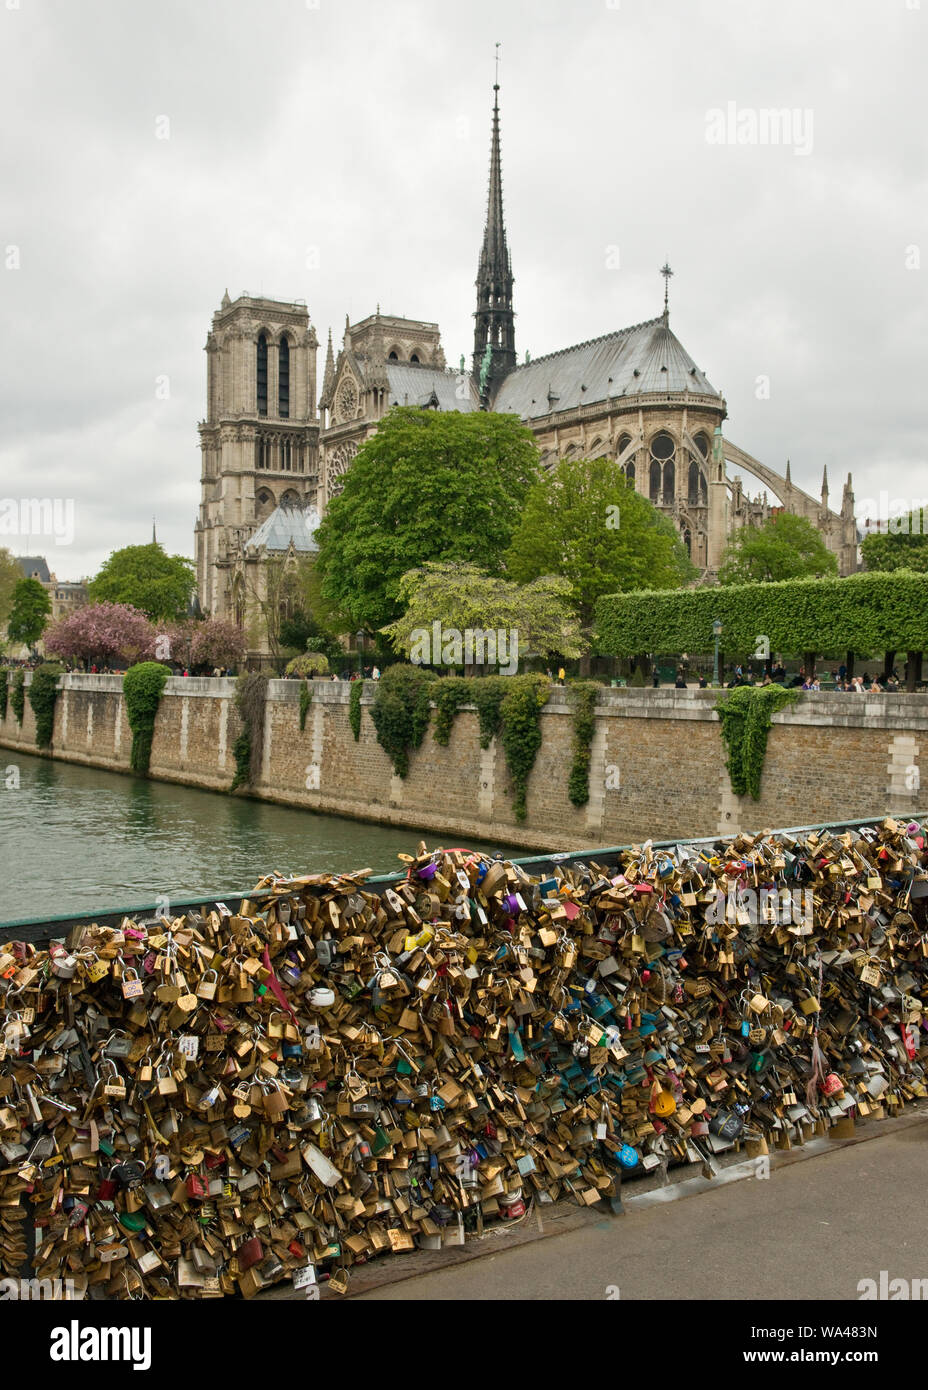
[7,577,51,647]
[381,562,582,670]
[314,407,543,631]
[719,513,838,584]
[861,508,928,573]
[88,543,195,621]
[0,548,22,627]
[505,457,696,637]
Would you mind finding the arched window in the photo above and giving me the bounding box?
[682,527,692,558]
[280,439,292,471]
[410,353,420,364]
[278,337,290,418]
[688,458,700,504]
[650,432,675,504]
[255,488,274,522]
[617,433,635,486]
[256,436,269,470]
[257,334,268,417]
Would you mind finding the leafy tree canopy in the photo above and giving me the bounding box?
[7,577,52,647]
[861,508,928,573]
[314,408,543,631]
[0,548,22,626]
[719,512,838,584]
[88,543,195,621]
[506,456,696,630]
[381,562,582,666]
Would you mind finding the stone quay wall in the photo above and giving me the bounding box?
[1,675,924,851]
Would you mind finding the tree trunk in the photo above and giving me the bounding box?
[884,650,896,680]
[803,651,817,681]
[845,650,855,680]
[579,653,591,677]
[906,651,918,693]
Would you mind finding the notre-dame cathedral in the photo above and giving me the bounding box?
[194,81,858,649]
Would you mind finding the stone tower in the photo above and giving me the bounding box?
[195,293,320,619]
[472,80,516,404]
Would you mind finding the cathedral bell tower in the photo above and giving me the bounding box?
[472,65,516,405]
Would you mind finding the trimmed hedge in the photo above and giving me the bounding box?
[595,570,928,659]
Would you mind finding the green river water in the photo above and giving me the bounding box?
[0,752,521,925]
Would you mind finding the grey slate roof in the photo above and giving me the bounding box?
[385,363,480,412]
[491,317,721,420]
[246,504,320,554]
[18,556,50,582]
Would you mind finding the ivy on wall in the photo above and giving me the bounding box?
[566,680,600,808]
[231,673,269,791]
[0,669,8,721]
[123,662,170,774]
[299,680,312,733]
[369,664,436,777]
[10,670,26,725]
[376,672,551,820]
[432,678,473,746]
[349,679,363,742]
[498,674,551,821]
[27,663,63,750]
[715,684,801,799]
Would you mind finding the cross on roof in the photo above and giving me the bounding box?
[660,261,674,317]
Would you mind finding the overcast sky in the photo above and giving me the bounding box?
[1,0,925,581]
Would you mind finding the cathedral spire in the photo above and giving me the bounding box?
[472,50,516,404]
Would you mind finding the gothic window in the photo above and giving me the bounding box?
[256,437,270,470]
[280,489,301,508]
[281,439,292,471]
[693,432,709,457]
[255,488,274,522]
[232,579,245,630]
[410,353,420,363]
[257,334,268,417]
[278,337,290,418]
[388,351,398,360]
[327,442,358,498]
[650,432,675,504]
[337,376,359,423]
[617,433,635,486]
[688,458,700,504]
[682,527,692,558]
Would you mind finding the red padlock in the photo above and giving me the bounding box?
[95,1167,119,1202]
[186,1173,208,1199]
[820,1073,844,1097]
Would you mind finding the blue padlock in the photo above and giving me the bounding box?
[616,1144,639,1169]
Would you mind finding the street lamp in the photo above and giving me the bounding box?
[356,630,365,678]
[712,619,723,688]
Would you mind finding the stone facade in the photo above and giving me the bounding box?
[2,676,922,853]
